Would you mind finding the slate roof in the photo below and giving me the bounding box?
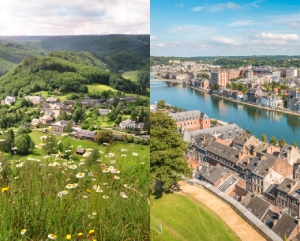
[184,124,244,141]
[265,184,278,198]
[201,166,236,184]
[277,178,300,199]
[237,156,261,172]
[75,129,96,139]
[241,192,253,207]
[234,132,252,146]
[272,213,299,238]
[246,196,270,220]
[206,141,241,164]
[261,209,279,228]
[168,110,209,122]
[253,142,269,153]
[253,154,278,177]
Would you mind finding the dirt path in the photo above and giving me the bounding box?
[178,181,266,241]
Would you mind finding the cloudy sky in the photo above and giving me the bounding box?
[0,0,149,35]
[151,0,300,56]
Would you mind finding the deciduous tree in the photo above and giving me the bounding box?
[150,111,191,194]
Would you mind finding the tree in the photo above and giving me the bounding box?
[246,129,251,134]
[261,134,267,142]
[94,130,113,144]
[66,120,74,133]
[278,138,286,148]
[150,111,191,194]
[15,135,34,155]
[292,141,298,148]
[156,100,166,109]
[270,136,277,145]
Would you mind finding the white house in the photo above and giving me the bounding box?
[4,96,16,105]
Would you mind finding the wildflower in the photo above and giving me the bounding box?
[95,188,103,193]
[77,232,83,236]
[112,168,120,174]
[121,148,127,152]
[88,229,95,234]
[61,132,68,136]
[120,192,128,198]
[1,187,9,192]
[72,183,78,188]
[114,175,120,180]
[108,153,115,158]
[68,164,77,169]
[121,154,127,157]
[61,190,68,195]
[57,192,63,198]
[16,163,24,168]
[99,150,104,154]
[76,172,85,178]
[132,152,138,156]
[14,177,19,180]
[102,168,109,173]
[124,184,131,189]
[83,195,89,199]
[48,234,58,239]
[20,229,26,235]
[66,234,71,240]
[88,172,94,177]
[102,195,109,199]
[93,185,100,190]
[110,160,116,164]
[103,183,108,186]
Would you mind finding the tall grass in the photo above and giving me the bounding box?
[0,144,149,240]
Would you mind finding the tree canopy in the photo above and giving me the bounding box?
[150,111,191,194]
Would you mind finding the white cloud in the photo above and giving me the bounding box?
[150,35,158,40]
[210,37,240,45]
[191,6,205,12]
[0,0,149,35]
[175,3,184,8]
[255,32,299,41]
[209,2,241,12]
[229,20,253,27]
[152,43,165,47]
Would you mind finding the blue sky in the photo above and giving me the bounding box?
[0,0,149,35]
[151,0,300,56]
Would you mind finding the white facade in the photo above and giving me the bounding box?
[286,67,298,79]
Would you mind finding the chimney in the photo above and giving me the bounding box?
[261,155,265,160]
[238,152,242,160]
[253,151,257,157]
[247,159,251,164]
[291,182,294,190]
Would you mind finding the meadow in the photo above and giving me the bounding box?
[0,134,150,240]
[122,71,139,82]
[150,193,240,241]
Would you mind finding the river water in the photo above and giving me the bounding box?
[150,74,300,146]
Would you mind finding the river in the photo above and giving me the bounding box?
[150,74,300,146]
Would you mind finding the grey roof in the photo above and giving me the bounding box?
[253,154,278,177]
[233,132,252,146]
[52,120,69,127]
[206,141,241,164]
[277,178,300,199]
[76,129,96,138]
[168,110,209,122]
[246,196,270,220]
[261,209,279,228]
[253,142,269,153]
[46,97,60,102]
[201,166,236,184]
[237,156,261,172]
[272,213,299,238]
[120,96,140,101]
[186,123,244,142]
[265,184,278,198]
[241,192,253,207]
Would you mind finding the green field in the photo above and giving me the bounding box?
[122,70,139,82]
[151,193,240,241]
[29,129,149,162]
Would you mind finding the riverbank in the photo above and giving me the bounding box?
[183,84,300,118]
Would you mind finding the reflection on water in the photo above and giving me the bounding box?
[150,74,300,146]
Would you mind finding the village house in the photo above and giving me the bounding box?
[39,114,53,125]
[119,119,144,131]
[24,95,43,104]
[51,120,74,134]
[4,96,16,105]
[120,96,140,103]
[45,97,60,104]
[75,129,97,141]
[98,109,112,115]
[81,97,100,107]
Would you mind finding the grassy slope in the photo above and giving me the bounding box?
[122,71,139,82]
[151,193,240,241]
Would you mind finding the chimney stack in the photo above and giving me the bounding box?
[253,151,257,157]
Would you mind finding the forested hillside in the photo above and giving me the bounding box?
[0,42,47,76]
[0,51,142,99]
[40,35,150,71]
